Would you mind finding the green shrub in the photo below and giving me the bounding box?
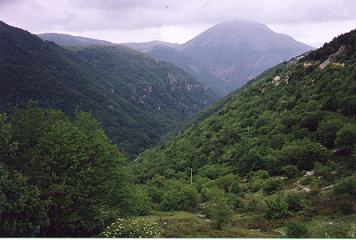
[206,197,234,230]
[202,187,225,202]
[100,218,161,238]
[336,124,356,154]
[229,182,242,195]
[244,192,267,212]
[285,192,305,212]
[160,182,200,211]
[265,195,289,219]
[314,161,336,182]
[276,140,331,170]
[161,188,182,211]
[263,178,284,194]
[334,175,356,198]
[181,185,200,210]
[286,220,308,237]
[282,165,299,178]
[248,170,270,180]
[126,185,152,216]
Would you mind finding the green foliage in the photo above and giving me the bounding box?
[0,163,47,237]
[100,218,161,238]
[316,118,344,148]
[285,192,305,213]
[276,140,331,170]
[202,187,225,202]
[336,124,356,154]
[124,185,152,216]
[205,197,234,230]
[160,180,200,211]
[334,175,356,199]
[265,195,289,219]
[341,96,356,116]
[282,165,299,178]
[0,105,138,236]
[314,161,336,182]
[0,21,215,158]
[286,220,308,238]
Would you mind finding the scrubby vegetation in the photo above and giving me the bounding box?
[132,29,356,237]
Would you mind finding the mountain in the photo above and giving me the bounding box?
[126,19,313,95]
[38,33,114,46]
[133,29,356,236]
[0,20,216,157]
[123,40,181,52]
[136,27,356,177]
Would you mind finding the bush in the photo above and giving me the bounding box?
[181,185,200,210]
[277,140,331,170]
[202,187,225,202]
[285,192,305,212]
[286,220,308,237]
[333,176,356,214]
[161,188,182,211]
[336,124,356,154]
[244,192,267,212]
[100,218,161,238]
[314,161,336,182]
[206,197,234,230]
[282,165,299,178]
[161,182,200,211]
[263,178,284,194]
[334,175,356,198]
[265,195,289,219]
[126,185,152,216]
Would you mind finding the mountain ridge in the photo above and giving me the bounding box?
[0,20,216,157]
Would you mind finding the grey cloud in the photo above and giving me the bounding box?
[1,0,356,32]
[0,0,355,45]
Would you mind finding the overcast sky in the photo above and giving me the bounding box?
[1,0,356,47]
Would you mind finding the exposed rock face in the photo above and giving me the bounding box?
[320,45,347,69]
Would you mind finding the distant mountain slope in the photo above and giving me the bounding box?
[38,33,114,46]
[123,40,181,52]
[135,28,356,180]
[0,20,216,157]
[126,19,313,95]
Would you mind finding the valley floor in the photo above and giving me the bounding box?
[137,211,356,238]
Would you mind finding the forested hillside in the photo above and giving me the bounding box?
[132,29,356,237]
[0,20,216,157]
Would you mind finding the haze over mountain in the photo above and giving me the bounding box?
[39,33,115,46]
[125,19,313,95]
[0,20,216,157]
[37,19,313,96]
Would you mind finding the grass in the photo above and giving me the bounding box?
[134,174,355,237]
[137,211,282,237]
[307,214,356,238]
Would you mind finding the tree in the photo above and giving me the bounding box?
[316,119,343,148]
[206,197,234,230]
[0,163,47,237]
[0,105,134,237]
[282,165,299,178]
[276,140,330,170]
[336,124,356,154]
[341,96,356,116]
